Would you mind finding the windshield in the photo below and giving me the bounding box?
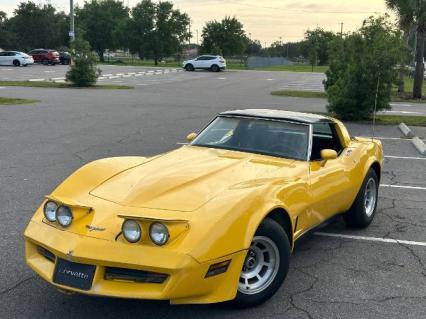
[192,116,310,160]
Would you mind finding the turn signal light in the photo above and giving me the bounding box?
[205,260,231,278]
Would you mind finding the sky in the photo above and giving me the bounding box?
[2,0,393,44]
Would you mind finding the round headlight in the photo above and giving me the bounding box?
[149,223,169,246]
[43,201,58,222]
[122,219,141,243]
[56,205,73,227]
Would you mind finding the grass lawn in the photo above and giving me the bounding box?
[100,57,328,72]
[0,97,39,105]
[271,90,327,98]
[0,81,133,90]
[100,58,181,68]
[373,114,426,126]
[272,87,426,104]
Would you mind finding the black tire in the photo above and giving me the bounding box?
[211,64,220,72]
[344,168,379,228]
[42,59,49,65]
[185,64,194,71]
[233,218,290,308]
[13,60,20,67]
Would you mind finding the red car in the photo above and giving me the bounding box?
[28,49,60,65]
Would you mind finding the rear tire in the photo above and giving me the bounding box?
[13,60,20,67]
[185,64,194,71]
[344,168,379,228]
[211,64,220,72]
[233,218,290,308]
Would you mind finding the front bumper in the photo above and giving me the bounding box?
[24,220,245,304]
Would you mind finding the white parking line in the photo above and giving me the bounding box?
[382,110,422,115]
[385,155,426,160]
[374,137,411,140]
[315,232,426,247]
[44,71,55,73]
[381,184,426,190]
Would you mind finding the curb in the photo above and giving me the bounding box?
[411,137,426,155]
[398,123,414,138]
[399,122,426,155]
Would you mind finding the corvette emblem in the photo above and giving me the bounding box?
[66,250,73,261]
[86,225,106,232]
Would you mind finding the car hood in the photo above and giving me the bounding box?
[89,146,295,212]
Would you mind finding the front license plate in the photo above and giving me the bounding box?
[53,258,96,291]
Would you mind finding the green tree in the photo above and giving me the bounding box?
[325,16,404,120]
[76,0,129,62]
[302,28,337,69]
[0,11,10,49]
[66,38,100,87]
[125,0,155,59]
[201,17,247,57]
[385,0,426,98]
[245,39,262,55]
[149,1,190,65]
[4,2,68,51]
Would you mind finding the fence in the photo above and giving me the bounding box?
[247,56,294,68]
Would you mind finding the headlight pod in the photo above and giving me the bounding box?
[56,205,73,227]
[122,219,142,243]
[43,201,58,222]
[149,222,169,246]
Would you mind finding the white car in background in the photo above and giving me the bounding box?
[183,55,226,72]
[0,51,34,66]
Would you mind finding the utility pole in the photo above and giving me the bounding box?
[196,29,199,45]
[69,0,75,42]
[340,22,344,37]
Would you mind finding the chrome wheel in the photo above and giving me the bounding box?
[238,236,280,295]
[364,178,377,217]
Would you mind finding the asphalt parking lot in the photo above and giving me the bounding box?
[0,65,425,318]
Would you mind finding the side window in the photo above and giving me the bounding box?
[0,52,6,56]
[8,52,16,56]
[311,123,343,160]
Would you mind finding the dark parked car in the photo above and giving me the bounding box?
[28,49,60,65]
[59,51,71,65]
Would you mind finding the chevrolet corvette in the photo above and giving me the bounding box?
[24,109,383,307]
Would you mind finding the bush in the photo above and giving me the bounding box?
[66,38,100,87]
[325,16,404,120]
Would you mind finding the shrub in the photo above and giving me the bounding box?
[66,38,100,87]
[325,16,405,120]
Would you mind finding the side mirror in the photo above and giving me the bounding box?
[186,132,198,142]
[320,149,338,161]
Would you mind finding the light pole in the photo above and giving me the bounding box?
[69,0,75,42]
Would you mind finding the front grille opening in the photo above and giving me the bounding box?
[37,245,55,263]
[104,267,168,284]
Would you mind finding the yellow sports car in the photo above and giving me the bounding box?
[24,109,383,307]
